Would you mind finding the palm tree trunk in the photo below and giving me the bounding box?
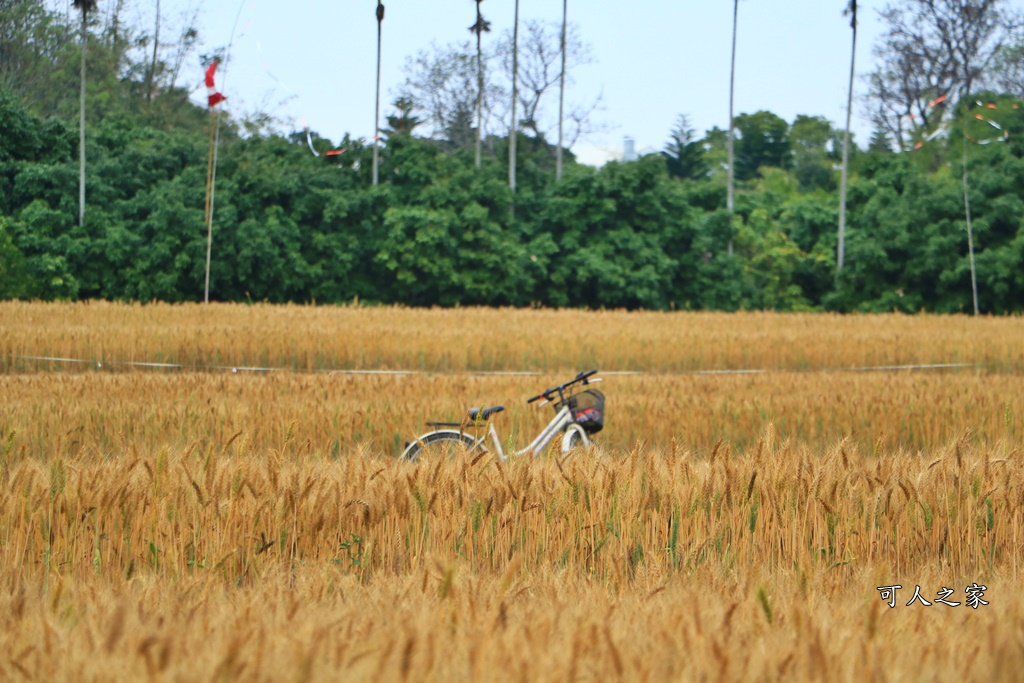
[726,0,738,256]
[556,0,566,182]
[146,0,160,101]
[474,1,483,169]
[837,1,856,274]
[373,2,383,185]
[509,0,519,192]
[79,7,87,227]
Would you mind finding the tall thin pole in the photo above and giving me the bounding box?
[726,0,738,256]
[204,108,218,304]
[556,0,566,181]
[204,112,215,226]
[373,2,384,185]
[838,0,857,273]
[147,0,160,101]
[474,1,484,168]
[509,0,519,192]
[963,124,980,316]
[78,7,87,227]
[203,0,246,304]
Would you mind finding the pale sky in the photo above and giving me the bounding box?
[185,1,895,165]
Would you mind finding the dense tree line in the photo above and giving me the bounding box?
[3,83,1023,312]
[1,0,1023,312]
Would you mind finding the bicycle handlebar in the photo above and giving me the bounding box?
[526,369,599,404]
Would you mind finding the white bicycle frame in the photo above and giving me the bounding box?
[410,379,601,461]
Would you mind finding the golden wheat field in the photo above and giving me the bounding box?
[1,302,1023,682]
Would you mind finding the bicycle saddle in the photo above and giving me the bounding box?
[467,405,505,421]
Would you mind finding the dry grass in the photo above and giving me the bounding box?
[1,371,1020,458]
[1,441,1023,681]
[1,302,1023,681]
[4,436,1021,582]
[2,569,1021,682]
[2,301,1023,372]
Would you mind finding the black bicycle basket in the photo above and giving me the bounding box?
[562,389,605,434]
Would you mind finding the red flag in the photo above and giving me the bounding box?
[205,62,227,108]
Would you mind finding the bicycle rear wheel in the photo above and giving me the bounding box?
[401,431,482,462]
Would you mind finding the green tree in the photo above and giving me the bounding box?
[868,0,1023,150]
[790,114,838,192]
[0,216,32,298]
[539,156,677,309]
[985,40,1024,98]
[382,97,422,138]
[733,110,790,180]
[662,114,709,180]
[0,0,76,115]
[398,42,494,152]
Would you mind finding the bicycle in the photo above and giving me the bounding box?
[399,369,606,462]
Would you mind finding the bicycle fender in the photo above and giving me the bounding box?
[560,424,590,456]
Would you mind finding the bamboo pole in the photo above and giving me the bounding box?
[203,108,217,304]
[962,123,980,316]
[202,1,247,304]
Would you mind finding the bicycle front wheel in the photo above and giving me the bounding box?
[400,431,482,462]
[560,425,590,461]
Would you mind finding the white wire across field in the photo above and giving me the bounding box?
[7,355,1002,377]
